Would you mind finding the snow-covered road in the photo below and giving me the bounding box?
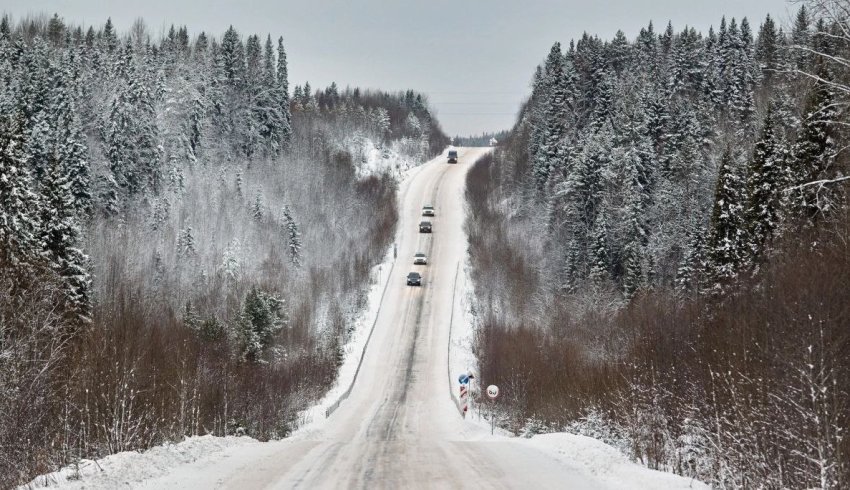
[36,149,706,489]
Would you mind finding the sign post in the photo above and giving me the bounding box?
[467,371,475,419]
[458,374,469,417]
[486,384,499,435]
[458,372,476,419]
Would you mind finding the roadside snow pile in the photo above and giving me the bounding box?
[521,433,709,490]
[22,435,260,489]
[343,133,423,179]
[293,247,394,432]
[292,160,431,435]
[448,262,479,402]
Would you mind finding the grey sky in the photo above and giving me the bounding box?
[4,0,793,136]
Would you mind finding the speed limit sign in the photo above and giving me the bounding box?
[486,385,499,399]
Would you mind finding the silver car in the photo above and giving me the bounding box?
[413,252,428,265]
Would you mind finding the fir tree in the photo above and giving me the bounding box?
[276,37,292,149]
[756,14,781,86]
[0,15,9,39]
[534,42,570,191]
[52,53,92,216]
[236,287,285,363]
[791,6,811,70]
[177,226,197,258]
[38,154,92,323]
[105,43,161,196]
[47,14,65,47]
[262,35,275,87]
[706,147,748,289]
[588,213,610,281]
[0,114,41,271]
[675,226,708,294]
[252,191,264,221]
[282,205,302,268]
[788,63,837,221]
[220,26,244,87]
[102,17,119,53]
[746,103,787,259]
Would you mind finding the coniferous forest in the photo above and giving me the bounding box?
[467,3,849,488]
[0,14,446,485]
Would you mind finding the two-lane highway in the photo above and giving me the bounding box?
[135,148,700,489]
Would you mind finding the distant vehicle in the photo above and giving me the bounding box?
[413,252,428,265]
[448,150,458,163]
[419,221,432,233]
[422,205,435,217]
[407,272,422,286]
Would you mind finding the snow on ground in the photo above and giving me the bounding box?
[21,435,262,489]
[448,149,708,488]
[343,133,423,180]
[519,433,709,490]
[22,150,435,490]
[293,150,432,435]
[291,245,394,434]
[23,148,707,489]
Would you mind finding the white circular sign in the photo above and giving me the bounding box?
[486,385,499,399]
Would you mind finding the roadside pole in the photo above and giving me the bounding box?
[458,374,469,418]
[486,385,499,435]
[467,371,475,419]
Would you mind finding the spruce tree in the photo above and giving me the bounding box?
[244,34,262,89]
[788,63,837,221]
[675,226,708,294]
[756,14,780,86]
[52,53,92,216]
[746,103,787,259]
[282,205,302,268]
[252,191,264,221]
[706,147,748,289]
[276,37,292,149]
[105,42,161,196]
[262,35,275,88]
[534,42,570,191]
[588,213,610,281]
[38,154,92,323]
[0,114,41,271]
[220,26,245,87]
[102,17,119,53]
[237,287,285,363]
[791,6,811,70]
[177,226,197,258]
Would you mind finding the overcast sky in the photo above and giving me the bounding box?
[4,0,794,136]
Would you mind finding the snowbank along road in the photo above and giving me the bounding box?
[127,148,705,489]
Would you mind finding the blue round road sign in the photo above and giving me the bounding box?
[458,374,469,385]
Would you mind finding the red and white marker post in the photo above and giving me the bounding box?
[459,384,468,417]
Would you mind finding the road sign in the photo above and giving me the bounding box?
[486,385,499,399]
[458,374,469,385]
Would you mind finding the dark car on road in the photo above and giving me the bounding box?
[407,272,422,286]
[448,150,458,163]
[419,221,432,233]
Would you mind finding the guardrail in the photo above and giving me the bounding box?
[325,258,396,418]
[447,261,465,417]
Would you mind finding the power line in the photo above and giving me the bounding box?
[438,113,518,116]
